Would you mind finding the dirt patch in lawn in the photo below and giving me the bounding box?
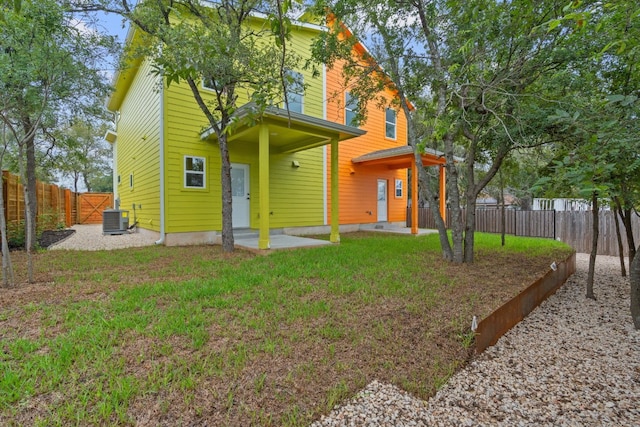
[0,233,573,426]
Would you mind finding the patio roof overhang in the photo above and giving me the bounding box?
[351,145,446,169]
[352,145,449,234]
[200,103,366,153]
[199,103,366,250]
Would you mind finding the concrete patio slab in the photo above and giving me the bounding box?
[234,234,333,251]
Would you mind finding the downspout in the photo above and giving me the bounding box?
[155,79,166,245]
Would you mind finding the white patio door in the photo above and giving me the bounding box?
[377,179,388,222]
[231,163,250,228]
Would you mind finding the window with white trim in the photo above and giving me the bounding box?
[385,108,397,139]
[284,70,304,113]
[185,156,205,188]
[395,179,403,198]
[345,91,359,127]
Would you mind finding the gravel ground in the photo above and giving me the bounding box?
[312,253,640,426]
[48,224,157,251]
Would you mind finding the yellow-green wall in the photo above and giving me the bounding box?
[163,22,327,233]
[115,59,161,231]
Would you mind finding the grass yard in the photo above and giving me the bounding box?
[0,232,573,426]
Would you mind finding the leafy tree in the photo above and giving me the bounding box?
[78,0,304,252]
[1,0,115,282]
[54,119,113,193]
[1,0,115,268]
[312,0,573,263]
[536,1,639,322]
[91,172,114,193]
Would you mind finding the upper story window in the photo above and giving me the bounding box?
[284,70,304,114]
[185,156,205,188]
[385,108,397,139]
[202,76,227,95]
[345,91,359,127]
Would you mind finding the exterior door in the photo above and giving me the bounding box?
[231,163,250,228]
[377,179,388,222]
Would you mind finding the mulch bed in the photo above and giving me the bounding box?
[38,229,76,249]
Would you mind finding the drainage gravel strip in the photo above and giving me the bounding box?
[311,253,640,426]
[49,224,157,251]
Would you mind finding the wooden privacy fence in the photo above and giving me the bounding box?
[2,171,113,227]
[407,207,640,257]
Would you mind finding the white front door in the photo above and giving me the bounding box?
[377,179,388,222]
[231,163,250,228]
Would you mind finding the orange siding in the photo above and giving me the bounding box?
[325,59,408,225]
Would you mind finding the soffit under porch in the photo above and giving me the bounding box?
[200,103,366,152]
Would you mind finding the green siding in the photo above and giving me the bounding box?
[115,59,161,231]
[162,22,327,233]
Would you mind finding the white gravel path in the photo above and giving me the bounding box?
[311,253,640,426]
[48,224,157,251]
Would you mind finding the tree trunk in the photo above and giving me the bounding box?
[184,76,235,252]
[17,141,34,283]
[24,122,38,252]
[83,173,92,193]
[443,134,464,263]
[0,162,14,287]
[586,193,598,300]
[219,134,234,253]
[630,244,640,329]
[619,204,636,264]
[402,104,452,260]
[73,173,79,194]
[613,205,626,277]
[421,162,452,259]
[463,195,477,263]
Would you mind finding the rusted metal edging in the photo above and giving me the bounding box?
[475,252,576,353]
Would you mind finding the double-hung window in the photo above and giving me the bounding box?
[385,108,397,139]
[185,156,205,188]
[395,179,403,198]
[284,70,304,113]
[345,91,359,127]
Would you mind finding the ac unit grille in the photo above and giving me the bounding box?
[103,210,129,235]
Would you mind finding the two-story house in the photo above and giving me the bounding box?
[105,12,445,248]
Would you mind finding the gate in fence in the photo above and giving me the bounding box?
[77,193,113,224]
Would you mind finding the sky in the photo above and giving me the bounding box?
[92,11,130,80]
[96,10,129,41]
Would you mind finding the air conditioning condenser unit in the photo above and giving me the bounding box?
[103,209,129,235]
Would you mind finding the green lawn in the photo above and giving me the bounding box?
[0,232,572,426]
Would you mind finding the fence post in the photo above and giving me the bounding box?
[65,189,72,227]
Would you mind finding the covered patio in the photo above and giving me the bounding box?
[352,145,447,234]
[201,104,365,249]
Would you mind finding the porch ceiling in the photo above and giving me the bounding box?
[351,145,446,169]
[200,103,366,153]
